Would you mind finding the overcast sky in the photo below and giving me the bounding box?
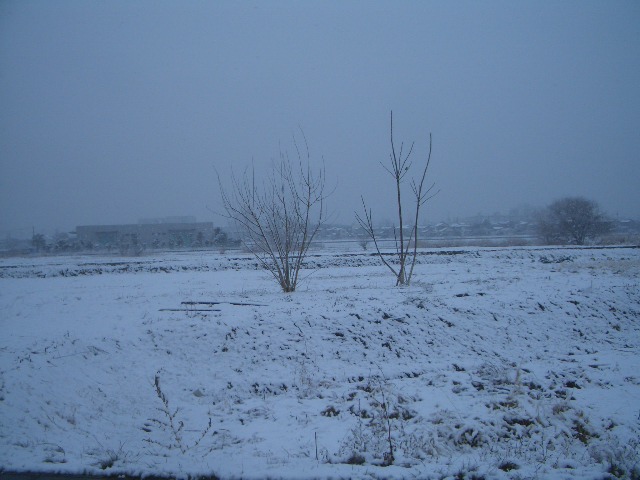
[1,0,639,237]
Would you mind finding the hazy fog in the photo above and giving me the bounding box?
[1,1,639,237]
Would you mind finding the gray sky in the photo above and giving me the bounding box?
[1,0,639,237]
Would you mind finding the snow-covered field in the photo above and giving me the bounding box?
[1,246,639,479]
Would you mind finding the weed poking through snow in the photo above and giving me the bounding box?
[143,373,212,454]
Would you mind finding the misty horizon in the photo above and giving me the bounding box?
[2,1,639,239]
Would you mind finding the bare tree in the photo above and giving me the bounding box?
[535,208,563,245]
[537,197,611,245]
[218,132,327,292]
[356,112,436,286]
[31,233,46,252]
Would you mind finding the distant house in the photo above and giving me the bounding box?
[76,218,216,249]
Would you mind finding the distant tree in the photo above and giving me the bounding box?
[53,232,71,252]
[218,131,327,293]
[356,112,437,286]
[195,231,204,247]
[535,209,562,245]
[212,227,229,247]
[537,197,611,245]
[31,233,46,252]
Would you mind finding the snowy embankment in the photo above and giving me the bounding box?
[0,246,638,479]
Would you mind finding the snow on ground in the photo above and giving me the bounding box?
[0,246,639,479]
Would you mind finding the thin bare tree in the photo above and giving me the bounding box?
[356,112,436,286]
[218,131,327,293]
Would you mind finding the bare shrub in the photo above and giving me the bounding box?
[219,131,327,292]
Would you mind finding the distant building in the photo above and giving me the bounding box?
[76,219,215,248]
[138,216,197,225]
